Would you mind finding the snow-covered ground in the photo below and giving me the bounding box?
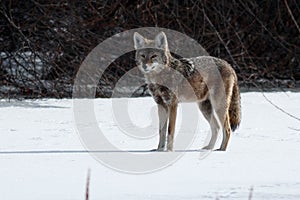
[0,92,300,200]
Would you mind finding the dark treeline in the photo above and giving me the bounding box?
[0,0,299,98]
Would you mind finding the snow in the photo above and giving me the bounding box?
[0,92,300,200]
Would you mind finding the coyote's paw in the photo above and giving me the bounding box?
[214,148,226,151]
[201,145,214,151]
[151,148,165,152]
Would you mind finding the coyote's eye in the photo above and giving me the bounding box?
[150,55,157,59]
[140,54,146,58]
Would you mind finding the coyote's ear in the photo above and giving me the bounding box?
[133,32,145,49]
[155,32,168,50]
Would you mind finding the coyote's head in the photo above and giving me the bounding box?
[133,32,170,74]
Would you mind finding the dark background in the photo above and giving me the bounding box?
[1,0,299,98]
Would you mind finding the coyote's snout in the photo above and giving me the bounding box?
[134,32,241,151]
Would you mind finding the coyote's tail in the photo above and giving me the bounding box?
[229,81,241,131]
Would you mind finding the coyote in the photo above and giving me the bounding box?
[133,32,241,151]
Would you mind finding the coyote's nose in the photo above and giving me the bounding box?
[142,64,148,71]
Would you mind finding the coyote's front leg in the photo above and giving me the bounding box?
[157,104,168,151]
[167,101,178,151]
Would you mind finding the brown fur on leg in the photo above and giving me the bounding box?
[167,99,178,151]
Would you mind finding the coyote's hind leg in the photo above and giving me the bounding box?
[217,81,234,151]
[198,100,218,150]
[216,112,231,151]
